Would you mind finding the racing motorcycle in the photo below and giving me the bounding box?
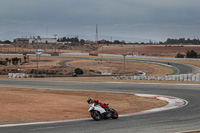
[88,103,118,121]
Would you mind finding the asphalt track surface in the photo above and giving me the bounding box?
[61,56,200,74]
[110,58,199,74]
[0,80,200,133]
[130,59,200,74]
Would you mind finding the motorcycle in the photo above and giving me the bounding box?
[88,103,118,121]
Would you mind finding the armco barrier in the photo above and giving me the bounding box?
[113,74,200,82]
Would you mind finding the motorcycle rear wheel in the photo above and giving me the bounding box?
[91,111,101,121]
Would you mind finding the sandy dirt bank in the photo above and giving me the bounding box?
[0,87,167,125]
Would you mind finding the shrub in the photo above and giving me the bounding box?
[186,50,199,58]
[75,68,84,75]
[175,53,185,58]
[12,57,19,65]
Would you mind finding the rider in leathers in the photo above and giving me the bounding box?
[87,97,108,109]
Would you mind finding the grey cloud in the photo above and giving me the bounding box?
[1,0,200,41]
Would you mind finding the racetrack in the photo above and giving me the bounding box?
[0,58,200,133]
[0,80,200,133]
[60,56,200,74]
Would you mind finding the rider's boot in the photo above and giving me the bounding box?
[103,110,111,118]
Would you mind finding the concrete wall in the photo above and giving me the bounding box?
[8,73,29,78]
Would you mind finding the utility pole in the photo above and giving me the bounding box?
[46,26,48,38]
[53,34,58,53]
[101,46,103,60]
[53,34,57,39]
[37,54,38,75]
[122,54,127,75]
[95,24,98,44]
[36,49,43,75]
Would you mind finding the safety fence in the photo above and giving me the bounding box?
[113,74,200,82]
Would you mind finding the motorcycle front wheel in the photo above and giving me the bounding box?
[91,111,101,121]
[111,109,118,119]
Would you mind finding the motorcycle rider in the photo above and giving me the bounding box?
[87,97,118,120]
[87,97,108,109]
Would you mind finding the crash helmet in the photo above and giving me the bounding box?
[87,97,93,104]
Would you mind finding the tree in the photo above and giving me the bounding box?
[75,68,83,75]
[80,39,85,45]
[164,38,200,44]
[186,50,199,58]
[0,61,6,65]
[121,40,126,44]
[4,40,11,44]
[114,40,121,44]
[23,54,27,63]
[175,53,185,58]
[5,58,9,66]
[8,59,11,65]
[12,57,19,65]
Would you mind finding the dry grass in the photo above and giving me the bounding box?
[0,55,174,76]
[131,57,200,71]
[1,77,199,84]
[96,45,200,57]
[0,87,167,124]
[68,59,173,76]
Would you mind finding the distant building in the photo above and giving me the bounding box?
[14,36,57,44]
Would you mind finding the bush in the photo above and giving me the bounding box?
[186,50,199,58]
[75,68,83,75]
[12,57,19,65]
[0,61,6,65]
[175,53,185,58]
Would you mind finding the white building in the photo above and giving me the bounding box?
[14,36,57,44]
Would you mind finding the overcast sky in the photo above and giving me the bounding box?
[1,0,200,42]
